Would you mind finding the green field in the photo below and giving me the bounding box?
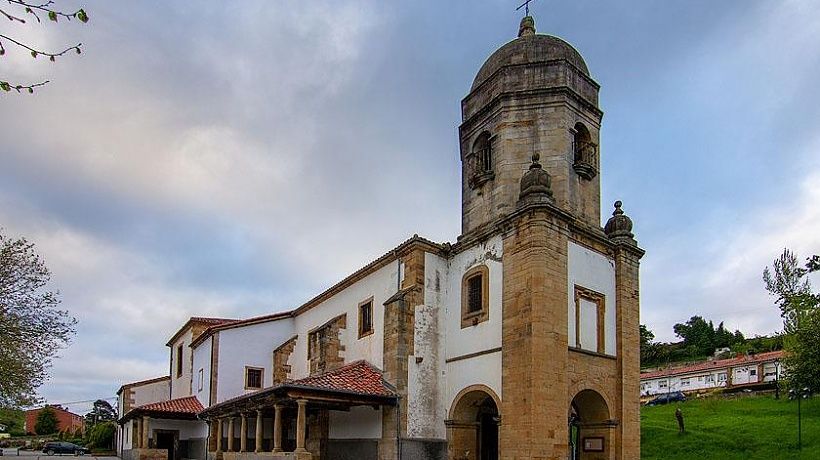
[642,395,820,459]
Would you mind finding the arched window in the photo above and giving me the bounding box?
[572,123,597,180]
[469,131,494,188]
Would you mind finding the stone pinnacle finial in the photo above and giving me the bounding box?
[531,153,541,168]
[613,200,624,215]
[604,200,634,240]
[519,16,536,37]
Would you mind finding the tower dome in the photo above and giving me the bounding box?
[471,17,590,91]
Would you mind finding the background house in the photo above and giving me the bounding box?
[24,405,84,435]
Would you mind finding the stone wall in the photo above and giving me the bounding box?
[122,448,168,460]
[308,315,347,375]
[273,336,298,384]
[500,208,570,459]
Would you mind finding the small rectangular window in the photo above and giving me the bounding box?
[750,369,757,376]
[705,374,714,383]
[681,378,690,386]
[658,380,668,389]
[176,345,183,377]
[359,299,374,338]
[197,368,204,392]
[718,373,727,382]
[245,367,263,390]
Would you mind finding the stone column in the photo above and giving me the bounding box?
[216,418,224,454]
[272,405,283,453]
[133,419,141,448]
[255,410,264,453]
[295,399,308,453]
[141,416,150,449]
[227,417,235,452]
[240,414,248,452]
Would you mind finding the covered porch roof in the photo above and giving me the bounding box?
[200,360,397,418]
[119,395,205,423]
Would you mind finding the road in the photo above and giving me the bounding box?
[0,450,116,460]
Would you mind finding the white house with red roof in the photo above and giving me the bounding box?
[117,14,647,460]
[639,350,784,398]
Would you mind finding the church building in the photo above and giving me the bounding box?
[116,15,643,460]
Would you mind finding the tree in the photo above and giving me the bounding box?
[86,421,116,450]
[640,324,660,366]
[0,231,77,408]
[34,405,58,435]
[84,399,116,428]
[763,249,820,393]
[0,1,89,94]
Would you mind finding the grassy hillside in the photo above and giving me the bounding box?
[642,395,820,459]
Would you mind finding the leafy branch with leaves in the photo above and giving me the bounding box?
[0,0,88,94]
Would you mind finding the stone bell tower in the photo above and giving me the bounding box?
[456,15,644,460]
[459,15,603,236]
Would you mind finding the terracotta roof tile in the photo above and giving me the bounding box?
[136,396,204,414]
[641,350,784,380]
[288,360,395,397]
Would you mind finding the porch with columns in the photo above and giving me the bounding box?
[201,363,397,460]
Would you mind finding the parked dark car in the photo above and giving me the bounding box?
[646,391,687,406]
[42,442,90,456]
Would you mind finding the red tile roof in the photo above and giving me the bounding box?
[641,350,784,380]
[288,360,396,397]
[136,396,204,415]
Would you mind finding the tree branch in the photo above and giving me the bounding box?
[0,33,80,59]
[0,79,49,93]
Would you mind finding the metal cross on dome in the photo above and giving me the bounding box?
[516,0,538,17]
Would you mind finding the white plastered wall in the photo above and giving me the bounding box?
[191,336,213,406]
[216,318,296,403]
[329,407,383,439]
[147,419,208,441]
[289,260,401,380]
[170,329,194,399]
[130,379,171,408]
[434,236,504,426]
[567,241,617,355]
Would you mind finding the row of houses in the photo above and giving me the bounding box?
[639,350,784,397]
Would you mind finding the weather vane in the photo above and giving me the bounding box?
[516,0,537,17]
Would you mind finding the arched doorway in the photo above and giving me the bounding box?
[447,386,500,460]
[568,390,612,460]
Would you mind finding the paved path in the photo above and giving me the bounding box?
[0,450,116,460]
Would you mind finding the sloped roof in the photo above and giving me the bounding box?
[200,360,396,417]
[117,376,170,395]
[120,396,204,423]
[641,350,784,380]
[287,360,396,397]
[166,316,237,346]
[137,396,204,414]
[189,234,446,350]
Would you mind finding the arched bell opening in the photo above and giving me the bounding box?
[446,386,500,460]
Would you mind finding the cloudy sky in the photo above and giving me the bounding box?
[1,0,819,414]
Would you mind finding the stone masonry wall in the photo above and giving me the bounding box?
[273,336,298,384]
[379,248,425,460]
[500,209,570,459]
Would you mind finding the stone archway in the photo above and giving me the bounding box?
[447,385,500,460]
[568,389,613,460]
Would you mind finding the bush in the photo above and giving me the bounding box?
[86,422,115,450]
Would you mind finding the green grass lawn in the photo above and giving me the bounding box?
[642,395,820,459]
